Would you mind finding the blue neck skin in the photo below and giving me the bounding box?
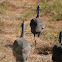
[20,23,25,37]
[59,31,62,43]
[36,5,40,18]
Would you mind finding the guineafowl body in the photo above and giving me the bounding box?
[30,5,45,45]
[52,43,62,62]
[30,18,45,34]
[13,37,31,61]
[13,21,31,62]
[52,31,62,62]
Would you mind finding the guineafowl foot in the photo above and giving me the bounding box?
[35,40,37,45]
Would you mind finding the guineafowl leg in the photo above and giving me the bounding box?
[38,33,40,37]
[26,53,29,60]
[34,34,36,45]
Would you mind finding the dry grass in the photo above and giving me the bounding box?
[0,0,62,62]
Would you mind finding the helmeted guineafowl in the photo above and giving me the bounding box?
[52,31,62,62]
[30,5,45,45]
[13,21,31,62]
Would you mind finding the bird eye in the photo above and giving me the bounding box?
[42,28,44,29]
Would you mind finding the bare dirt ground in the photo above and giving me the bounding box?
[0,0,62,62]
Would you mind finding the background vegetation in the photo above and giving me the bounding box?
[0,0,62,62]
